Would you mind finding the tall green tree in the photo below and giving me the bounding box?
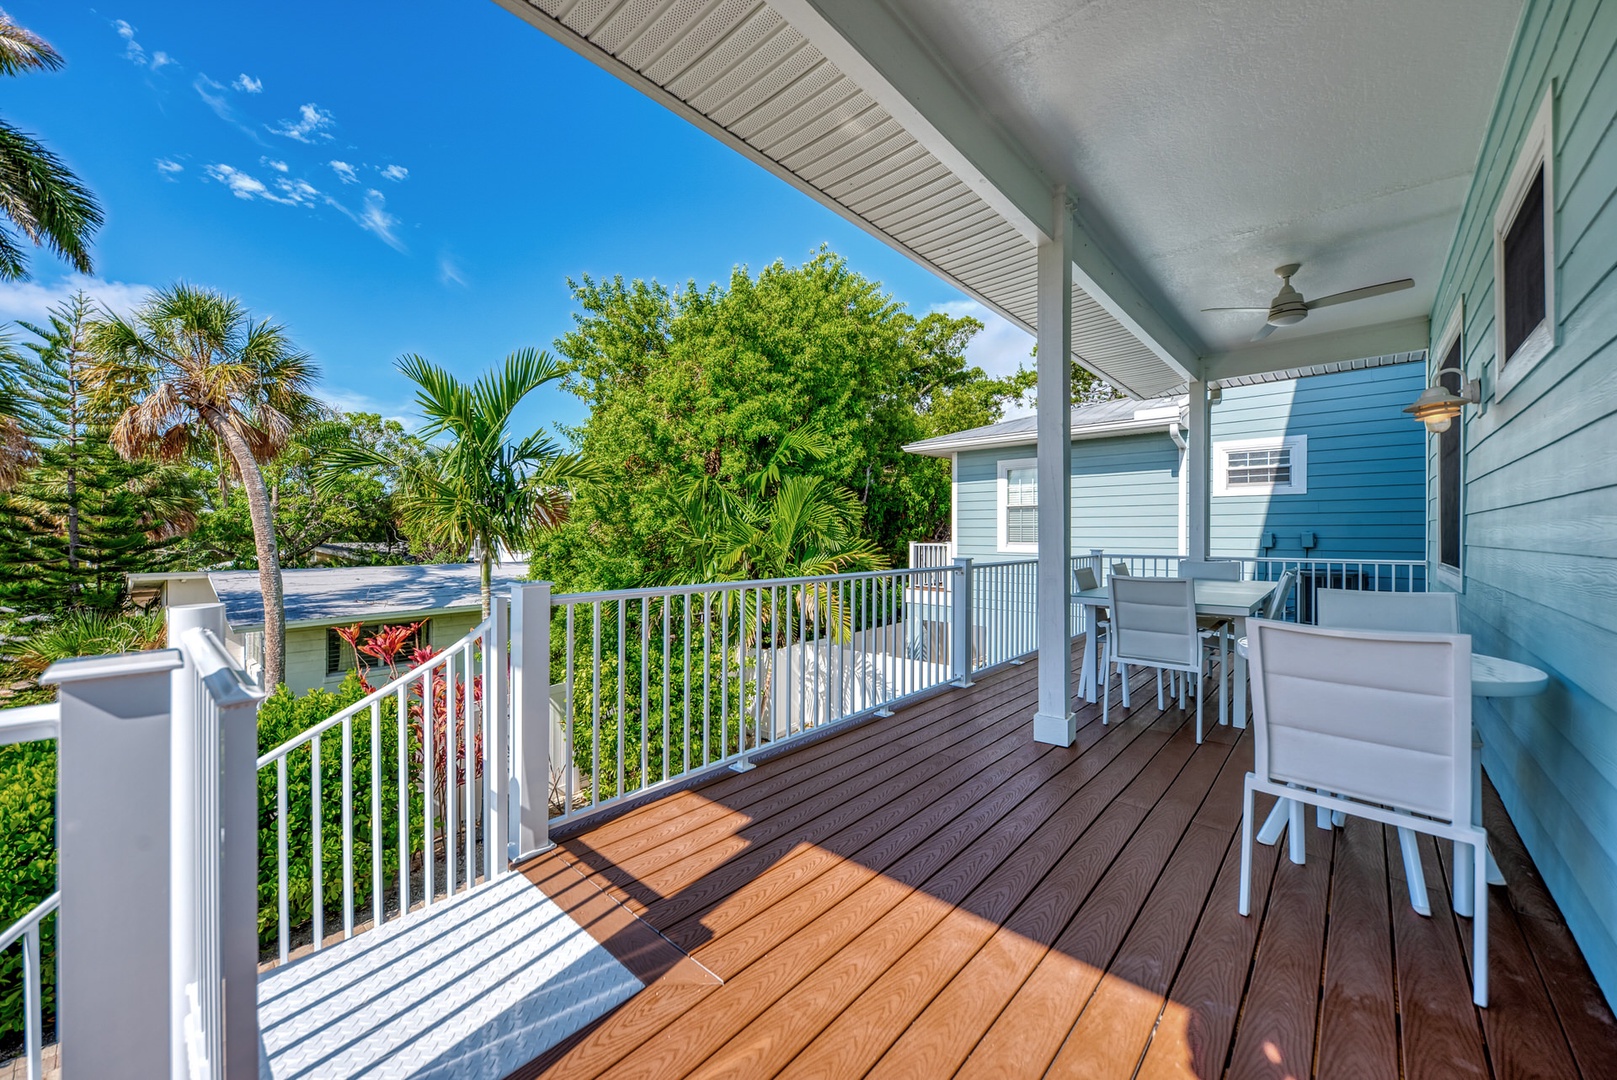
[183,412,421,569]
[0,15,102,280]
[0,293,196,614]
[319,350,593,617]
[532,250,1028,590]
[86,284,321,688]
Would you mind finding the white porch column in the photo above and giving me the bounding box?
[1033,190,1075,746]
[1185,380,1212,561]
[510,582,554,861]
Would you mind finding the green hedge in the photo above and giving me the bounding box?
[255,675,427,952]
[0,740,56,1046]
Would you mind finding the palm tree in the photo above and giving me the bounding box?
[319,349,593,617]
[0,14,102,280]
[85,283,321,688]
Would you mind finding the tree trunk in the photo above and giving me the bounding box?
[207,409,287,687]
[480,547,492,620]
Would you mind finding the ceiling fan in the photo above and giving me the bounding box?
[1203,263,1414,341]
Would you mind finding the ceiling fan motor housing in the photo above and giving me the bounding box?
[1267,283,1309,326]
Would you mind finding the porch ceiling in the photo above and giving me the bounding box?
[495,0,1519,394]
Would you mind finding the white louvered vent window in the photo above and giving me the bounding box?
[1214,436,1307,496]
[998,459,1038,551]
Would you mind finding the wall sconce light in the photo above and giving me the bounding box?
[1403,367,1481,433]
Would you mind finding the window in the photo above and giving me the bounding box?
[996,457,1038,551]
[1433,304,1465,582]
[1493,84,1556,399]
[326,621,429,677]
[1213,436,1307,496]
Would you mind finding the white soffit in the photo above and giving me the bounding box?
[495,0,1189,399]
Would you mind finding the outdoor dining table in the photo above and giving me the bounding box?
[1237,634,1549,915]
[1071,579,1277,724]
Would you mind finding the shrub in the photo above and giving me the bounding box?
[0,740,56,1047]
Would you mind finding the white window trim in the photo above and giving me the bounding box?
[1492,81,1556,402]
[996,456,1038,553]
[1213,435,1307,497]
[1432,300,1466,592]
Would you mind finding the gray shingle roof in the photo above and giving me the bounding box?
[209,562,531,630]
[903,396,1182,456]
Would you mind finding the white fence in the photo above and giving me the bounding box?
[0,704,60,1080]
[907,540,955,569]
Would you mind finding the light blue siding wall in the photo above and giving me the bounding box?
[953,433,1180,561]
[1211,365,1427,560]
[1428,0,1617,1001]
[951,363,1426,566]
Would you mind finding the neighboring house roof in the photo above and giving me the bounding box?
[134,563,531,631]
[904,397,1185,457]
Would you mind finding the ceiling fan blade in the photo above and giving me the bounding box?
[1200,306,1269,312]
[1306,278,1414,310]
[1251,322,1278,342]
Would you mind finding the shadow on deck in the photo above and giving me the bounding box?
[509,643,1617,1079]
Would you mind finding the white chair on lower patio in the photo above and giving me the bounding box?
[1104,577,1209,740]
[1239,617,1489,1006]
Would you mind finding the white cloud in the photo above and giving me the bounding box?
[320,387,414,429]
[378,164,408,182]
[232,73,263,93]
[270,103,336,143]
[324,189,406,252]
[114,20,174,70]
[194,74,264,143]
[0,275,153,325]
[203,164,320,207]
[155,158,184,178]
[260,157,289,173]
[437,254,466,288]
[328,160,358,184]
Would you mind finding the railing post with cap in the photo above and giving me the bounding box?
[510,582,553,862]
[951,557,974,687]
[42,648,184,1080]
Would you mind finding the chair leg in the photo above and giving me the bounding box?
[1288,797,1306,865]
[1239,778,1255,916]
[1194,669,1203,743]
[1101,661,1111,726]
[1399,826,1431,916]
[1156,668,1165,710]
[1453,838,1475,917]
[1316,803,1332,830]
[1472,832,1490,1007]
[1257,796,1290,845]
[1218,631,1229,726]
[1120,662,1132,708]
[1177,669,1187,711]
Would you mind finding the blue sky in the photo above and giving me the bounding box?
[0,0,1033,434]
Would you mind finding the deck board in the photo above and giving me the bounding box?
[513,643,1617,1080]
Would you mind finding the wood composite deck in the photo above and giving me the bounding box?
[511,645,1617,1080]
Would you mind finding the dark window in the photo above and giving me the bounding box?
[326,621,429,677]
[1438,337,1463,571]
[1502,165,1546,364]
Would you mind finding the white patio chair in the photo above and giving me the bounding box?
[1075,566,1129,703]
[1311,587,1460,914]
[1175,559,1242,724]
[1104,577,1208,740]
[1316,588,1458,633]
[1240,618,1489,1006]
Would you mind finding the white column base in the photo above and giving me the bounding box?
[1033,710,1076,746]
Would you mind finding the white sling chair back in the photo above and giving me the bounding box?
[1106,577,1207,739]
[1316,588,1458,633]
[1176,558,1243,581]
[1240,617,1489,1005]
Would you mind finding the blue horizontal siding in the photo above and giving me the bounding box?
[1427,0,1617,1003]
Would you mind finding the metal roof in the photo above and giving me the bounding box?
[206,563,531,631]
[500,0,1185,398]
[904,397,1183,457]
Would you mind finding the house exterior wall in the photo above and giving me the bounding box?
[1428,0,1617,1001]
[278,610,485,696]
[952,364,1426,564]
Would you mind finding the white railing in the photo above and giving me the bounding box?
[547,564,964,824]
[968,558,1038,670]
[0,703,59,1080]
[0,892,58,1080]
[1076,551,1427,622]
[907,540,955,569]
[256,614,503,965]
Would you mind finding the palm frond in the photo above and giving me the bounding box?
[0,16,63,77]
[0,119,102,277]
